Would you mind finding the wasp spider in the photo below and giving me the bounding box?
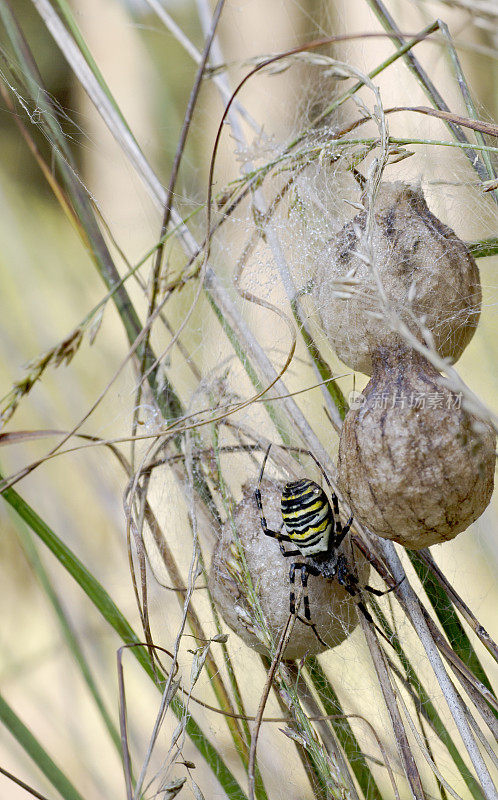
[254,445,397,646]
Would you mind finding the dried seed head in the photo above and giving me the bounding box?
[338,347,496,549]
[313,182,481,375]
[209,481,370,658]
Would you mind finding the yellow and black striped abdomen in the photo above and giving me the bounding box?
[281,479,333,556]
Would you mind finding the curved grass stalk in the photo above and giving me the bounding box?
[127,469,269,800]
[285,662,360,800]
[0,29,306,795]
[359,615,427,799]
[4,4,496,799]
[394,685,466,800]
[364,2,493,190]
[438,22,497,194]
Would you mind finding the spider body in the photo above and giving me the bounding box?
[280,478,347,580]
[255,446,397,647]
[281,479,333,557]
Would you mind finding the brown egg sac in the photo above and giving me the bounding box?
[209,480,370,659]
[312,182,481,376]
[338,347,496,549]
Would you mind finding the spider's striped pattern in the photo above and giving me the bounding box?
[280,479,333,555]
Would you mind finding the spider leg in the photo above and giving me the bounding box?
[300,565,312,622]
[349,539,406,596]
[336,554,357,590]
[305,449,334,494]
[355,600,377,627]
[336,555,396,649]
[302,450,353,544]
[254,487,293,551]
[289,562,299,616]
[360,576,405,597]
[254,463,301,556]
[330,525,349,551]
[289,563,327,647]
[257,443,272,484]
[329,510,353,552]
[330,491,340,517]
[336,554,400,598]
[255,445,287,542]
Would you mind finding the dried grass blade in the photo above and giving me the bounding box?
[388,106,498,138]
[0,5,184,426]
[43,0,128,123]
[140,491,269,797]
[379,541,498,800]
[370,600,485,800]
[15,2,357,467]
[305,657,386,800]
[285,662,360,800]
[438,20,498,198]
[394,684,466,800]
[311,21,439,128]
[360,618,426,800]
[248,615,295,800]
[0,765,53,800]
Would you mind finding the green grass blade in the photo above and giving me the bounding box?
[0,1,73,162]
[306,657,383,800]
[11,512,123,758]
[467,238,498,259]
[1,478,249,800]
[181,715,248,800]
[364,1,489,185]
[209,426,269,800]
[0,12,225,531]
[438,21,498,200]
[408,551,497,714]
[0,3,185,423]
[1,27,243,786]
[0,693,86,800]
[1,476,150,668]
[309,21,439,129]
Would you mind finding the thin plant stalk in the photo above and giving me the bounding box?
[379,540,498,800]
